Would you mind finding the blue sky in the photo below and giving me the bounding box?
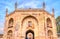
[0,0,60,34]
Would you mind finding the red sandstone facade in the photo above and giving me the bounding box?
[4,2,57,39]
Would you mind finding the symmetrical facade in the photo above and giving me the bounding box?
[4,2,57,39]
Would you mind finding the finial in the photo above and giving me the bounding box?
[43,2,45,10]
[52,8,54,16]
[6,8,8,16]
[15,2,17,10]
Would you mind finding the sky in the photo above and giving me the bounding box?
[0,0,60,34]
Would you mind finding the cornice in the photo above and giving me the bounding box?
[6,8,53,17]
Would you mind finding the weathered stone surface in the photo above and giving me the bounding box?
[4,9,58,39]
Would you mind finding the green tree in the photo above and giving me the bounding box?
[56,16,60,33]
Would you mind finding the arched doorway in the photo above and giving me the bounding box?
[26,30,34,39]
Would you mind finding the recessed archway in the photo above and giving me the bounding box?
[48,30,53,39]
[22,15,38,26]
[25,30,34,39]
[8,18,14,28]
[46,18,52,28]
[7,30,13,39]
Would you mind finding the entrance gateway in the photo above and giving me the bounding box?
[26,30,34,39]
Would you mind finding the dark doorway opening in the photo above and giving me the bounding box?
[25,30,34,39]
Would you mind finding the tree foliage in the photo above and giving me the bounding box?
[56,16,60,33]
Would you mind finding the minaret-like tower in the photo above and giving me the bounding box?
[6,8,8,17]
[52,8,54,17]
[42,2,45,10]
[15,2,18,10]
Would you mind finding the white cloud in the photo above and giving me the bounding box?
[18,0,41,8]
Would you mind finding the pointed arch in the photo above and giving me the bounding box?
[48,30,53,36]
[48,30,53,39]
[9,18,14,24]
[26,30,34,39]
[46,18,52,28]
[7,30,13,39]
[22,15,38,26]
[8,18,14,28]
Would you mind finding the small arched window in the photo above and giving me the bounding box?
[46,18,52,28]
[8,18,14,28]
[48,30,53,39]
[7,30,13,39]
